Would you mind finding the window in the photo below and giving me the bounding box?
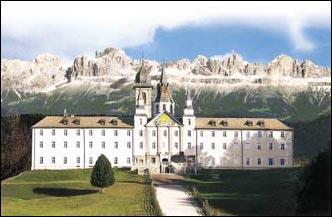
[40,141,43,148]
[114,157,118,164]
[52,157,55,164]
[246,158,250,165]
[89,130,92,136]
[127,130,131,136]
[246,131,250,138]
[64,129,67,136]
[174,142,178,149]
[40,129,43,136]
[257,131,262,138]
[188,142,191,149]
[187,130,191,137]
[234,131,238,137]
[89,157,93,164]
[156,104,159,112]
[211,143,215,149]
[211,131,215,137]
[52,129,55,136]
[140,130,143,137]
[257,158,261,165]
[269,131,273,138]
[223,143,227,150]
[257,144,261,150]
[188,119,191,125]
[140,142,143,149]
[76,129,80,136]
[76,141,80,148]
[200,131,203,137]
[127,157,131,164]
[269,158,274,166]
[163,130,167,137]
[64,141,67,148]
[89,141,93,148]
[127,142,131,149]
[174,130,178,137]
[200,143,203,150]
[280,159,285,166]
[152,157,156,164]
[223,131,227,137]
[52,141,55,148]
[170,104,173,113]
[102,141,105,149]
[152,130,156,137]
[77,157,80,164]
[281,131,285,138]
[114,130,118,136]
[163,104,166,111]
[40,157,43,164]
[269,142,273,150]
[152,142,156,149]
[281,143,285,150]
[101,130,105,136]
[114,142,118,149]
[140,118,142,125]
[64,157,67,164]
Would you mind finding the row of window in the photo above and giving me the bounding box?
[39,129,131,137]
[245,158,286,166]
[39,141,132,149]
[40,129,287,139]
[39,156,131,165]
[139,129,287,138]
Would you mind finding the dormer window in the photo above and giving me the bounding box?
[257,120,265,127]
[61,118,68,125]
[73,119,80,125]
[208,120,216,126]
[245,120,253,127]
[98,119,105,126]
[110,119,118,126]
[220,120,228,126]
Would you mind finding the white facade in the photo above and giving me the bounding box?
[31,65,293,173]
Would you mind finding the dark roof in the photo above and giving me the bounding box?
[154,83,174,103]
[134,62,152,86]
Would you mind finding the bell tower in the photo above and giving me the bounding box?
[133,58,153,118]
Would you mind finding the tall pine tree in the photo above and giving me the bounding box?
[90,154,115,193]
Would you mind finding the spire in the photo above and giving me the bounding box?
[63,107,67,117]
[160,59,167,84]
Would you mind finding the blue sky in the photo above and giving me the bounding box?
[124,24,331,66]
[1,2,331,66]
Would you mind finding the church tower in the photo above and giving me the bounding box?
[153,62,175,115]
[133,58,153,118]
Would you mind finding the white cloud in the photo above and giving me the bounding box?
[1,1,331,59]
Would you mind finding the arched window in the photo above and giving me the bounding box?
[163,104,166,111]
[170,104,173,113]
[142,92,147,104]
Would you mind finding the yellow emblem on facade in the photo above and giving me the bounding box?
[156,113,173,125]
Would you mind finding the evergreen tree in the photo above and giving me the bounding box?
[90,154,115,193]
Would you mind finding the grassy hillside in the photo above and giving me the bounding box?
[1,85,331,123]
[1,168,161,216]
[187,168,303,216]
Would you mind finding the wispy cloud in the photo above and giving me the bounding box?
[1,1,330,60]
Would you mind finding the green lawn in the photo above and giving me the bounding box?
[186,168,303,216]
[1,168,161,216]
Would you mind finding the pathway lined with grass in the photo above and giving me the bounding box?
[152,174,200,216]
[1,169,161,216]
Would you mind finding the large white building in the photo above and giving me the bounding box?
[31,61,294,174]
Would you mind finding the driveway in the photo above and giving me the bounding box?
[152,174,200,216]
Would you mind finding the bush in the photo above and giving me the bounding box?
[90,154,115,193]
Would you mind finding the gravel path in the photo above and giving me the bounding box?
[152,174,200,216]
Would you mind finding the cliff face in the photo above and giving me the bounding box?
[1,47,331,94]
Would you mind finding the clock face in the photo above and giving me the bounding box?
[154,113,174,126]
